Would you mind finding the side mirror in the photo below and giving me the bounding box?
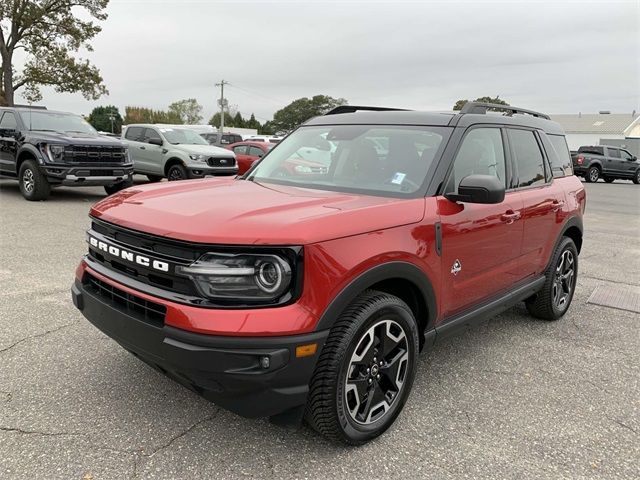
[630,156,637,161]
[445,174,505,204]
[148,137,163,146]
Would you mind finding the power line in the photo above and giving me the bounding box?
[226,84,287,106]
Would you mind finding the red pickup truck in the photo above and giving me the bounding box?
[72,103,585,444]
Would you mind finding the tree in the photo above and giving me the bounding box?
[453,96,509,111]
[208,111,234,129]
[245,113,261,130]
[270,95,347,133]
[88,105,122,133]
[0,0,110,106]
[232,111,245,128]
[168,98,203,124]
[123,106,181,125]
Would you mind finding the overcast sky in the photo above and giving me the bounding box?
[15,0,640,122]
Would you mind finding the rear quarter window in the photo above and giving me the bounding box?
[547,134,574,177]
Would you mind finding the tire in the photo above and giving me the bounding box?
[304,290,419,445]
[18,160,50,201]
[147,174,163,182]
[104,178,133,196]
[585,166,600,183]
[526,237,578,321]
[603,177,614,183]
[633,169,640,185]
[167,164,188,181]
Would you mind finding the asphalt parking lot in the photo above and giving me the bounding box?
[0,177,638,480]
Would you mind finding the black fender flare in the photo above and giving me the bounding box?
[16,144,45,170]
[544,216,584,271]
[586,160,602,171]
[314,261,437,333]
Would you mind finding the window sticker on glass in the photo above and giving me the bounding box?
[391,172,406,185]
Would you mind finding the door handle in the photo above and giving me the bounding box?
[140,146,146,150]
[501,210,521,224]
[551,200,564,212]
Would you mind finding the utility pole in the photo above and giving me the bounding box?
[215,80,229,134]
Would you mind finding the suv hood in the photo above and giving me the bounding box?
[26,131,126,147]
[173,143,234,157]
[91,178,425,245]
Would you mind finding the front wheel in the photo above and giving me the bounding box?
[633,170,640,185]
[585,166,600,183]
[104,178,133,196]
[19,160,50,201]
[167,164,188,181]
[305,290,419,445]
[526,237,578,321]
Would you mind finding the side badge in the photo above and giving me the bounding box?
[451,259,462,276]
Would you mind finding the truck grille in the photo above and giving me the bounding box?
[207,157,235,168]
[64,146,127,164]
[84,273,166,326]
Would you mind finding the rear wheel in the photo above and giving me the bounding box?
[147,174,163,182]
[585,166,600,183]
[633,169,640,185]
[18,160,50,201]
[526,236,578,321]
[167,164,187,181]
[305,290,419,445]
[603,177,614,183]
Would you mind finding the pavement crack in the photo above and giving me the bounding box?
[0,426,82,437]
[0,322,75,354]
[606,416,637,435]
[581,275,639,287]
[147,410,219,458]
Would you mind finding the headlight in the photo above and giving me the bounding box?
[189,154,207,161]
[45,144,65,162]
[177,252,294,302]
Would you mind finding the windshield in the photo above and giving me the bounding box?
[18,110,97,134]
[247,125,449,197]
[160,128,209,145]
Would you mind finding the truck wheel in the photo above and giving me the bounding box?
[305,290,419,445]
[526,236,578,321]
[167,164,187,181]
[147,174,163,182]
[585,166,600,183]
[104,179,133,196]
[19,160,50,201]
[603,177,614,183]
[633,170,640,185]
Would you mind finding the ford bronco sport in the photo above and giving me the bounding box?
[71,103,585,444]
[0,107,133,200]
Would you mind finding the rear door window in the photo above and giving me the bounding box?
[607,148,621,158]
[547,134,573,177]
[125,126,144,142]
[508,129,547,188]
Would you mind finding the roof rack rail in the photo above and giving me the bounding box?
[459,102,550,120]
[324,105,410,116]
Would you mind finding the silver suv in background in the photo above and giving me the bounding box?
[122,124,238,181]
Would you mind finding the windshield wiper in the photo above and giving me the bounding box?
[65,130,91,134]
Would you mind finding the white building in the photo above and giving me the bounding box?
[550,112,640,150]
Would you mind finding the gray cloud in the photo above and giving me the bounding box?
[18,0,639,121]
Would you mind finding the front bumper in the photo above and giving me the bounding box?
[186,164,238,178]
[43,164,134,186]
[71,276,328,418]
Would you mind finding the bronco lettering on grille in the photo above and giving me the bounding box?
[88,236,169,272]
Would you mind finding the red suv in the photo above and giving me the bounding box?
[72,103,585,444]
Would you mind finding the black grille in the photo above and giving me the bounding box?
[84,274,166,326]
[207,157,235,167]
[64,146,127,164]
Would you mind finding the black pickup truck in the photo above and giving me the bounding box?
[572,145,640,184]
[0,107,134,200]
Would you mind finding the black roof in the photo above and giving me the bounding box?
[304,103,565,135]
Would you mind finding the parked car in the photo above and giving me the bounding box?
[200,132,243,146]
[122,124,237,181]
[72,103,585,445]
[0,107,133,200]
[226,141,274,174]
[572,145,640,183]
[246,135,283,144]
